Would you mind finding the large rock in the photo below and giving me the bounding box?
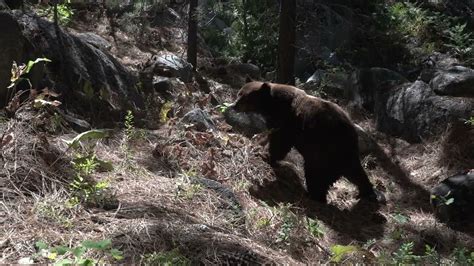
[0,11,37,105]
[223,107,267,137]
[302,69,350,98]
[375,80,474,142]
[431,170,474,224]
[74,32,112,51]
[0,11,144,120]
[348,67,408,112]
[181,108,216,132]
[148,52,194,83]
[430,66,474,98]
[419,52,460,82]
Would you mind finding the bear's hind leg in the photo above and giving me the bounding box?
[304,165,338,204]
[345,160,385,203]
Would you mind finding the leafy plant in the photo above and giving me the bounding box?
[38,1,74,26]
[201,0,279,70]
[392,242,420,265]
[65,129,109,150]
[70,154,111,205]
[430,191,454,207]
[466,117,474,126]
[444,23,473,61]
[64,130,113,206]
[159,101,173,123]
[330,245,359,263]
[450,247,474,264]
[7,58,52,103]
[305,217,325,239]
[423,245,439,264]
[30,239,122,265]
[391,213,410,224]
[142,249,190,266]
[274,204,296,244]
[217,102,233,113]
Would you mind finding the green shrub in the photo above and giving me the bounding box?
[25,239,123,265]
[201,0,279,71]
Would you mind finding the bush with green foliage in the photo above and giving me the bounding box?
[381,1,474,65]
[141,249,190,265]
[65,130,114,206]
[201,0,279,71]
[21,239,123,265]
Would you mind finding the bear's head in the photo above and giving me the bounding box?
[232,81,271,114]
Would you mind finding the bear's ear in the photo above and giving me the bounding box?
[245,75,253,83]
[261,82,272,93]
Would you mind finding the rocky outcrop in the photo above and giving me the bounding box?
[0,11,37,105]
[181,108,216,132]
[431,170,474,224]
[375,80,473,142]
[430,66,474,98]
[0,11,144,120]
[347,67,408,112]
[223,107,267,137]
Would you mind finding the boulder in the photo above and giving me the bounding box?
[375,80,474,142]
[152,76,172,94]
[430,66,474,98]
[149,52,193,83]
[74,32,112,51]
[419,52,460,82]
[226,63,261,80]
[181,108,216,132]
[0,11,144,121]
[302,69,349,98]
[0,11,38,105]
[223,107,267,137]
[348,67,408,112]
[431,170,474,223]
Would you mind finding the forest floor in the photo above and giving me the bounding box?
[1,7,474,265]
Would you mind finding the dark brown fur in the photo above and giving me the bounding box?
[233,82,382,203]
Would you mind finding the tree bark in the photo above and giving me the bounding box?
[276,0,296,85]
[187,0,198,70]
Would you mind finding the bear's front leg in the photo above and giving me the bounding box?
[268,128,293,166]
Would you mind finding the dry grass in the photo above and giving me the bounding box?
[2,5,473,264]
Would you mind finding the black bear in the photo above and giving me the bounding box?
[232,81,384,204]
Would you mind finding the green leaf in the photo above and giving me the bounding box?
[36,241,49,250]
[26,58,52,74]
[76,258,95,266]
[330,245,359,263]
[81,239,111,250]
[51,245,70,255]
[445,198,454,205]
[64,129,108,149]
[159,101,173,123]
[95,158,114,172]
[72,246,87,258]
[392,213,410,224]
[54,258,73,266]
[110,248,124,260]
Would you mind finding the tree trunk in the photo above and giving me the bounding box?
[187,0,198,70]
[276,0,296,85]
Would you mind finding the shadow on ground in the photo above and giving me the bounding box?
[249,162,386,242]
[108,201,297,265]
